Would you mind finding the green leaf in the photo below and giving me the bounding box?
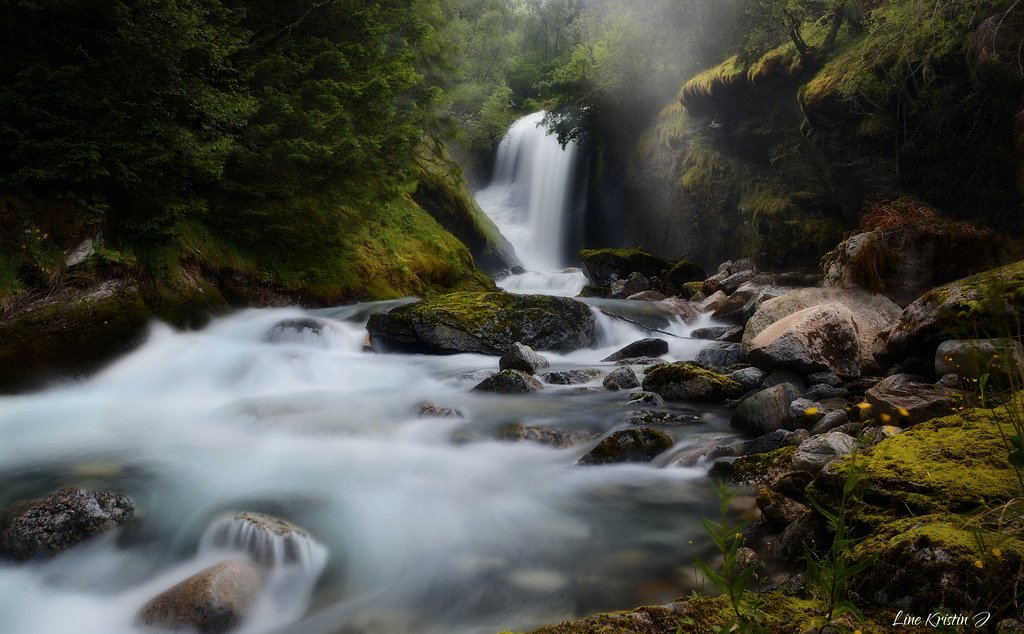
[1009,449,1024,469]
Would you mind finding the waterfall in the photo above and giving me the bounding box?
[475,112,583,276]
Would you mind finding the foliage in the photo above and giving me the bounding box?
[694,482,766,634]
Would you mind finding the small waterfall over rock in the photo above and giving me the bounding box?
[475,112,586,293]
[200,511,327,574]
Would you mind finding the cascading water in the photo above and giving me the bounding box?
[0,302,731,634]
[475,112,588,296]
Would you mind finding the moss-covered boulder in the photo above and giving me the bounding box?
[710,446,797,487]
[885,260,1024,358]
[642,362,745,401]
[660,260,708,295]
[579,248,673,287]
[577,427,674,465]
[366,291,597,355]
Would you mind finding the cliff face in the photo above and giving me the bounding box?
[627,0,1024,271]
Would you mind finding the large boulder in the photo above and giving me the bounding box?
[0,487,134,560]
[366,292,596,355]
[642,362,745,401]
[934,338,1024,381]
[138,559,263,634]
[499,342,550,374]
[864,374,960,426]
[742,287,901,372]
[885,260,1024,357]
[730,383,801,436]
[746,303,862,377]
[579,248,674,287]
[577,428,674,465]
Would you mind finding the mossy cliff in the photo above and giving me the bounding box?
[629,0,1023,271]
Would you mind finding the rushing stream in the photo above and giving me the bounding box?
[0,112,736,634]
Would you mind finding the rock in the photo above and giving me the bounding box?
[762,369,807,391]
[579,248,673,287]
[601,338,669,362]
[626,290,667,301]
[740,428,799,455]
[660,260,707,295]
[700,290,728,312]
[807,371,842,387]
[65,238,96,267]
[624,391,665,408]
[792,432,856,474]
[934,338,1024,381]
[694,342,744,370]
[885,260,1024,357]
[810,409,849,435]
[778,512,822,558]
[603,367,640,390]
[742,287,901,372]
[610,272,651,298]
[728,258,755,275]
[577,428,675,465]
[756,488,808,530]
[703,271,729,294]
[720,270,755,295]
[709,288,758,324]
[417,402,462,418]
[138,559,263,634]
[658,297,701,324]
[789,398,825,427]
[0,488,134,560]
[500,424,597,448]
[366,292,597,355]
[472,369,544,394]
[457,369,495,383]
[715,326,745,342]
[203,512,323,570]
[861,424,903,446]
[642,362,745,401]
[264,318,326,343]
[864,374,960,426]
[821,226,994,307]
[804,384,850,401]
[690,326,733,340]
[628,410,700,426]
[613,356,664,366]
[542,370,602,385]
[727,366,769,391]
[730,383,800,436]
[498,342,550,374]
[746,303,862,377]
[711,446,796,487]
[669,441,737,466]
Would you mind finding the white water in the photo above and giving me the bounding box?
[0,306,729,634]
[475,111,587,297]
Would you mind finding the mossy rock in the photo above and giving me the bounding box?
[366,291,597,355]
[817,407,1019,517]
[579,248,674,288]
[641,362,745,401]
[661,260,707,295]
[577,427,674,465]
[852,514,1024,616]
[710,446,797,487]
[886,260,1024,356]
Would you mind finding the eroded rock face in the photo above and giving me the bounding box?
[138,559,263,634]
[367,292,597,355]
[742,287,900,372]
[642,362,745,401]
[746,303,862,378]
[0,487,134,560]
[577,428,674,465]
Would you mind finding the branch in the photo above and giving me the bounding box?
[246,1,333,56]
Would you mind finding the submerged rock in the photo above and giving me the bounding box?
[577,428,675,465]
[202,512,325,571]
[498,342,550,374]
[628,410,700,426]
[472,369,544,394]
[501,423,597,448]
[0,487,134,560]
[366,291,596,355]
[263,318,326,343]
[138,559,263,634]
[642,362,745,401]
[418,402,463,418]
[542,369,602,385]
[624,391,665,408]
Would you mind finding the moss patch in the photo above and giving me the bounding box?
[641,362,744,401]
[712,446,798,487]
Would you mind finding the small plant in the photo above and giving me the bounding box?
[804,448,875,633]
[694,481,765,634]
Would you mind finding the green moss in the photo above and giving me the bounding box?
[715,446,798,486]
[577,427,675,465]
[819,408,1018,518]
[680,55,747,107]
[642,362,744,401]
